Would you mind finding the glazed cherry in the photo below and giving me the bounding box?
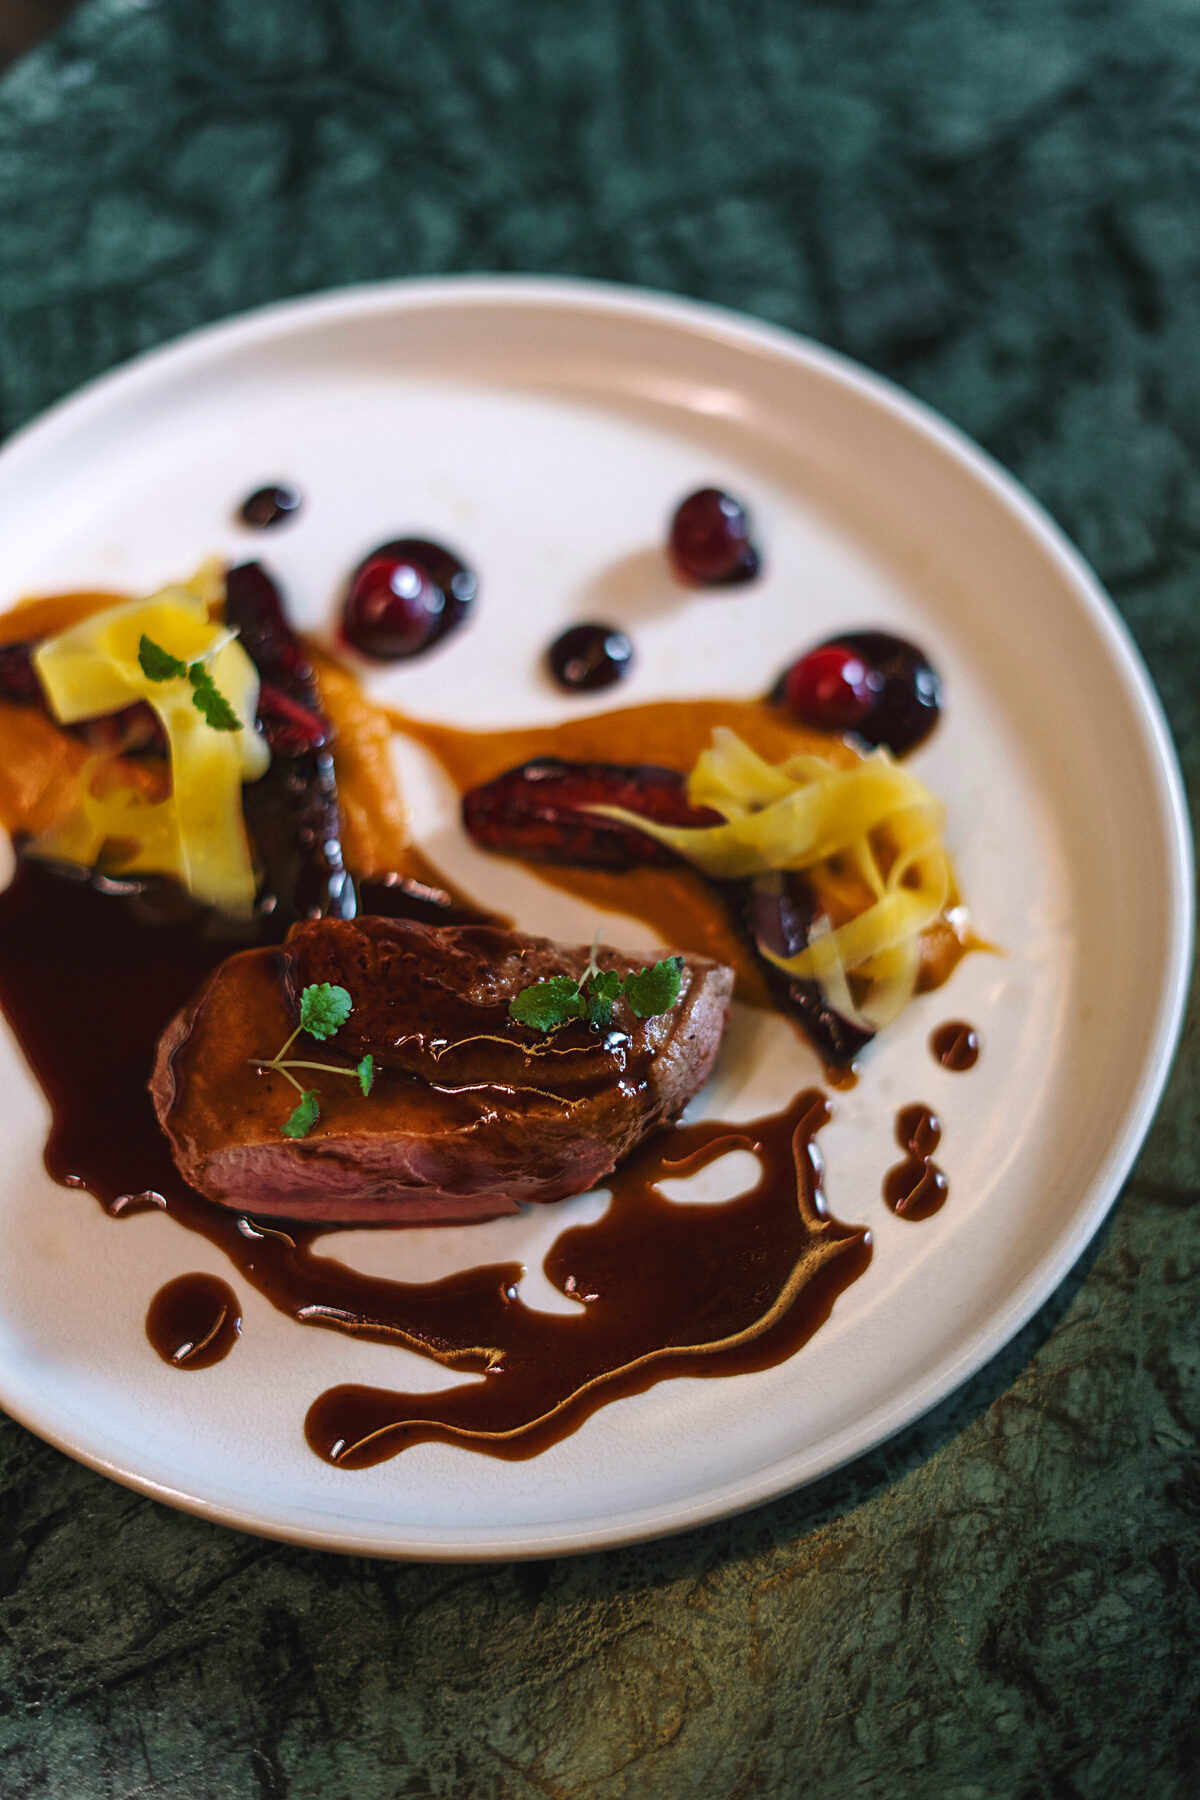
[668,488,760,586]
[391,538,478,639]
[343,552,444,660]
[780,631,941,755]
[547,623,634,692]
[342,538,477,661]
[784,644,879,730]
[239,484,301,529]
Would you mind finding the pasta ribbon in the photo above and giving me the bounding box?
[592,727,954,1032]
[30,576,269,915]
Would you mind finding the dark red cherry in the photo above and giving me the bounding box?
[668,488,760,586]
[829,631,941,754]
[343,552,445,660]
[342,538,476,661]
[784,644,879,730]
[547,623,634,692]
[388,538,477,642]
[239,484,301,529]
[780,630,941,755]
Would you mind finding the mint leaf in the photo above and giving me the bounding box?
[583,967,622,1031]
[138,634,241,730]
[300,982,352,1040]
[281,1089,320,1138]
[622,956,685,1019]
[357,1053,375,1097]
[509,976,585,1032]
[138,635,188,682]
[187,664,243,732]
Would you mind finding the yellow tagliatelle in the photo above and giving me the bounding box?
[593,727,953,1032]
[30,576,269,915]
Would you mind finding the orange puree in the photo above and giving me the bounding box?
[390,698,974,1005]
[0,591,129,646]
[389,699,864,1004]
[308,646,411,878]
[391,697,858,789]
[0,593,134,837]
[0,707,90,838]
[309,644,493,913]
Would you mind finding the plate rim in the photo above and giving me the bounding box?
[0,273,1191,1560]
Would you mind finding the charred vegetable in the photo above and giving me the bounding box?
[462,758,722,869]
[224,562,355,924]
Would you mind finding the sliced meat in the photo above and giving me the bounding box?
[151,917,734,1225]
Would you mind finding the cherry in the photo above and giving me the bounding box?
[668,488,760,586]
[780,631,941,755]
[392,538,478,640]
[547,623,634,692]
[783,645,880,730]
[239,484,301,529]
[341,538,477,661]
[343,553,444,659]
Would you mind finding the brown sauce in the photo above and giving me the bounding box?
[931,1020,980,1071]
[146,1273,241,1368]
[883,1104,948,1221]
[304,1089,870,1467]
[390,699,976,1005]
[0,861,869,1464]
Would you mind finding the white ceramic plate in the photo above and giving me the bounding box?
[0,279,1189,1560]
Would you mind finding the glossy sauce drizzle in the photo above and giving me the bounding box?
[146,1273,241,1368]
[883,1104,948,1221]
[931,1020,980,1071]
[0,862,870,1463]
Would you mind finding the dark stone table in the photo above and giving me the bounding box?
[1,2,1197,1793]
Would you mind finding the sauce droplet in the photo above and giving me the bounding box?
[146,1273,241,1369]
[238,485,302,530]
[931,1020,980,1071]
[883,1104,948,1221]
[547,623,634,692]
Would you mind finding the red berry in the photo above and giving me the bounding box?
[784,644,879,730]
[668,488,760,586]
[343,552,445,660]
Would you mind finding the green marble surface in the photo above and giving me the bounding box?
[1,1,1199,1793]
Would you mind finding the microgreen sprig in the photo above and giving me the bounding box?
[253,982,375,1138]
[138,633,244,732]
[508,932,684,1035]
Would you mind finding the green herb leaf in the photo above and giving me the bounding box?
[622,955,685,1019]
[281,1089,320,1138]
[187,664,243,732]
[583,966,622,1031]
[357,1053,375,1097]
[509,975,585,1033]
[138,635,188,682]
[300,982,352,1040]
[138,634,242,730]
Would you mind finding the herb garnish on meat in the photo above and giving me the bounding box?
[509,934,684,1034]
[253,981,375,1138]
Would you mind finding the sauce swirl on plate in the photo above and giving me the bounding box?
[0,862,869,1462]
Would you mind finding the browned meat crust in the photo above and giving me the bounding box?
[151,919,734,1225]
